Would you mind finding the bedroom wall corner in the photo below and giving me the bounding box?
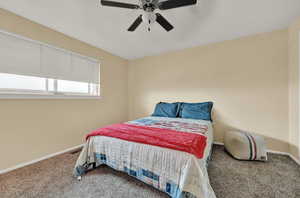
[288,17,300,161]
[128,29,290,154]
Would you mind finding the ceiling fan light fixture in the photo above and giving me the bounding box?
[142,12,157,25]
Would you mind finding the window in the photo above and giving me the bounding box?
[0,30,100,98]
[0,73,46,92]
[0,73,99,96]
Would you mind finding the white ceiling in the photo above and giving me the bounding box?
[0,0,300,60]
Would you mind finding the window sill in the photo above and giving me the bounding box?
[0,94,101,99]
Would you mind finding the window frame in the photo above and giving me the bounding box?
[0,29,101,99]
[0,76,101,99]
[0,94,101,99]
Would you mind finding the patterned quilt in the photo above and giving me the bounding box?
[74,117,216,198]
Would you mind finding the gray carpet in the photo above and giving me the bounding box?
[0,145,299,198]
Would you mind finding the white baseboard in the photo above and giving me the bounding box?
[267,149,300,166]
[289,155,300,166]
[0,144,84,175]
[1,142,298,175]
[213,141,224,145]
[213,141,300,166]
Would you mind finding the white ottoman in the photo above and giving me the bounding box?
[224,130,268,161]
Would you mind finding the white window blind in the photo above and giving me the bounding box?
[70,54,100,84]
[41,46,72,81]
[0,30,100,98]
[0,32,41,77]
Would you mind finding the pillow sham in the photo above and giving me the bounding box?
[152,102,179,118]
[180,102,213,121]
[178,102,208,117]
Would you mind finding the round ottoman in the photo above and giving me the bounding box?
[224,130,267,161]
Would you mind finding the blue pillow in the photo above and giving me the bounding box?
[180,102,213,121]
[152,102,179,118]
[172,102,182,117]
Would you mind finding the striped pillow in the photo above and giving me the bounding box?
[224,130,268,161]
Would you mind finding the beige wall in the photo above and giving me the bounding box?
[0,9,129,170]
[1,7,298,171]
[288,17,300,161]
[129,30,289,153]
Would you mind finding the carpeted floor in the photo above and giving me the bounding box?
[0,145,299,198]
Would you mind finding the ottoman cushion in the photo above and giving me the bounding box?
[224,130,267,161]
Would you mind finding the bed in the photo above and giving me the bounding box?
[74,116,216,198]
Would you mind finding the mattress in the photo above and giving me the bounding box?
[74,116,216,198]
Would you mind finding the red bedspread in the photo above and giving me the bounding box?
[86,123,207,158]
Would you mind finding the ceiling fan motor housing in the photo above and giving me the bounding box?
[142,0,157,12]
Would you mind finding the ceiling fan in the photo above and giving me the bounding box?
[100,0,197,32]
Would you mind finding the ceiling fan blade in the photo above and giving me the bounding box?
[128,15,143,32]
[101,0,140,9]
[158,0,197,10]
[156,13,174,32]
